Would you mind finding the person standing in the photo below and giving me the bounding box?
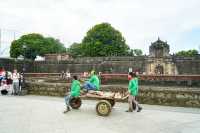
[63,75,81,113]
[126,72,142,112]
[12,69,20,95]
[6,71,13,95]
[0,80,8,95]
[65,70,71,81]
[0,68,6,86]
[18,72,24,94]
[61,70,65,79]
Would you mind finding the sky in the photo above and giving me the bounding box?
[0,0,200,57]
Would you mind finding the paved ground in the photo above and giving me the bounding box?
[0,95,200,133]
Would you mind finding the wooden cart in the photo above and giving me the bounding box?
[69,91,117,116]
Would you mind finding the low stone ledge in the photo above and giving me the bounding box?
[26,82,200,108]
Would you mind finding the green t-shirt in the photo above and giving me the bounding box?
[70,80,80,97]
[89,75,100,90]
[128,78,138,96]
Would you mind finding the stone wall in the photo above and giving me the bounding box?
[1,56,200,74]
[26,81,200,108]
[0,58,33,72]
[27,82,67,97]
[139,86,200,107]
[100,74,200,87]
[28,56,146,73]
[174,56,200,74]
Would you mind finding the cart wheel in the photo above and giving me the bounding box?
[69,97,82,109]
[107,99,115,107]
[96,100,112,116]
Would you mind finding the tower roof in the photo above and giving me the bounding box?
[150,37,169,49]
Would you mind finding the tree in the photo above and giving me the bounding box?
[175,49,198,57]
[67,42,83,57]
[44,37,66,54]
[127,49,143,56]
[68,23,130,57]
[10,33,66,60]
[133,49,143,56]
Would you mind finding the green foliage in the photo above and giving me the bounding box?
[175,49,198,57]
[127,49,143,56]
[67,42,83,57]
[68,23,130,57]
[10,33,66,60]
[44,37,66,54]
[133,49,143,56]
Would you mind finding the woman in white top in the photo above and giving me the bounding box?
[12,69,20,95]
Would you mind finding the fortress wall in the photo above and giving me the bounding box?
[1,56,200,74]
[26,81,200,108]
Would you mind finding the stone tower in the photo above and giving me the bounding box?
[146,38,178,75]
[149,37,170,57]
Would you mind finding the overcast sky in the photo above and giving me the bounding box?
[1,0,200,56]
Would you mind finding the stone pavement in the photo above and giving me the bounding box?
[0,95,200,133]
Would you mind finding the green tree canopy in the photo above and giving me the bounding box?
[127,49,143,56]
[45,37,66,54]
[175,49,198,57]
[68,23,130,57]
[133,49,143,56]
[10,33,66,60]
[67,42,83,57]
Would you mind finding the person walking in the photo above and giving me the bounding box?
[126,72,142,112]
[12,69,20,95]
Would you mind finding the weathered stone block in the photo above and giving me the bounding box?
[176,94,186,99]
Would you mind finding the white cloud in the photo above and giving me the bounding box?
[0,0,200,56]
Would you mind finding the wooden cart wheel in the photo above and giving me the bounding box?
[96,100,112,116]
[69,97,82,109]
[107,99,115,107]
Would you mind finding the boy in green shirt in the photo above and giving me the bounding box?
[83,70,100,91]
[64,75,80,113]
[126,72,142,112]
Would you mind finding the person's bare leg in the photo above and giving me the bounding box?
[63,95,71,113]
[132,96,138,111]
[126,94,133,112]
[133,96,142,112]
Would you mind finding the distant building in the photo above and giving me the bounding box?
[146,38,178,75]
[44,53,71,61]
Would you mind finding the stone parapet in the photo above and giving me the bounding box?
[26,81,200,108]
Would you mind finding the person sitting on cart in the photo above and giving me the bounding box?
[83,70,100,91]
[64,75,81,113]
[126,72,142,112]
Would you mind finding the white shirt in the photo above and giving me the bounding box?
[66,72,71,78]
[12,73,20,83]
